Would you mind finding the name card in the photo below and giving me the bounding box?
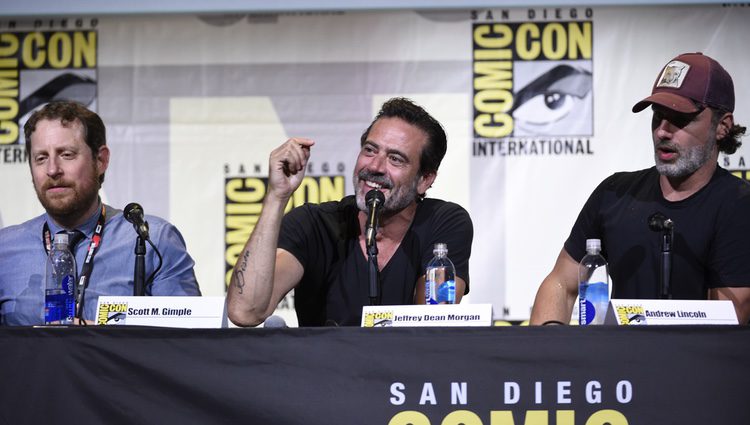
[96,296,227,328]
[361,304,493,327]
[604,299,738,325]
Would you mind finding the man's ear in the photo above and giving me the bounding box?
[96,145,110,176]
[417,171,437,195]
[716,112,734,140]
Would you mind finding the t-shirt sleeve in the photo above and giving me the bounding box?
[563,175,613,263]
[708,187,750,288]
[278,204,317,268]
[149,220,201,296]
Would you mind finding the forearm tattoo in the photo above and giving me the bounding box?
[234,250,250,294]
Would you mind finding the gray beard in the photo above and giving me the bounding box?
[354,179,419,214]
[655,136,716,179]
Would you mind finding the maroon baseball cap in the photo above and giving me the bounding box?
[632,52,734,114]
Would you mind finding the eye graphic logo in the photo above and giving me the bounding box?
[511,63,592,137]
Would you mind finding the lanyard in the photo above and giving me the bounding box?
[43,205,106,318]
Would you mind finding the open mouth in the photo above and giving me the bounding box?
[656,145,678,162]
[364,180,384,190]
[360,177,392,193]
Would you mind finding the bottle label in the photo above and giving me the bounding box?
[427,279,456,305]
[63,274,75,320]
[579,281,609,325]
[45,290,66,323]
[45,274,75,324]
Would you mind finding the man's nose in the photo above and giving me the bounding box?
[368,153,387,172]
[654,119,674,140]
[46,157,62,177]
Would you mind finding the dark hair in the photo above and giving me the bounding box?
[710,108,746,155]
[24,101,107,183]
[360,97,447,176]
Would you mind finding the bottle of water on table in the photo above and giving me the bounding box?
[578,238,609,325]
[45,233,77,325]
[425,243,456,304]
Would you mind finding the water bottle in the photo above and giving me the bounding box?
[44,233,77,325]
[425,243,456,304]
[578,239,610,325]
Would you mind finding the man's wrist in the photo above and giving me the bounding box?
[263,192,292,210]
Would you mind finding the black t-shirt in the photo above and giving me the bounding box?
[278,196,473,326]
[565,166,750,300]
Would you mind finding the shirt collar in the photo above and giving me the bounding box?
[45,200,104,238]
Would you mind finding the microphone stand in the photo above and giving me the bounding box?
[133,235,146,296]
[367,238,380,306]
[659,225,673,300]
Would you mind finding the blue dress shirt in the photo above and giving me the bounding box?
[0,204,201,325]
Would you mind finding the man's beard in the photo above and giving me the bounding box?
[35,174,100,224]
[354,169,420,214]
[655,131,716,179]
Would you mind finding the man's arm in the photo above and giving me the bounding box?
[529,248,580,325]
[147,221,201,296]
[227,138,313,327]
[709,286,750,325]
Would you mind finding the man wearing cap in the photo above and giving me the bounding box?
[530,52,750,325]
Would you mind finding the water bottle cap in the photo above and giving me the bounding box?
[55,233,69,245]
[586,238,601,252]
[433,242,448,255]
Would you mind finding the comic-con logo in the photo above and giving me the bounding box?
[0,30,97,146]
[96,302,128,325]
[472,21,593,143]
[363,311,394,327]
[615,305,647,325]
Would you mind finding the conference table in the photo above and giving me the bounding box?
[1,325,748,424]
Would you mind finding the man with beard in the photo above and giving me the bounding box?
[0,101,200,326]
[227,98,473,327]
[530,53,750,325]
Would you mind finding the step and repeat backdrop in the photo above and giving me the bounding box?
[1,5,748,323]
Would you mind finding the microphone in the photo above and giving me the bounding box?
[648,212,673,232]
[365,189,385,248]
[124,202,150,240]
[263,315,288,328]
[648,212,674,300]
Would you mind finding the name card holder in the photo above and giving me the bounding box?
[96,296,227,328]
[604,299,738,325]
[361,303,493,327]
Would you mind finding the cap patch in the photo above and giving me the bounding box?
[656,60,689,89]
